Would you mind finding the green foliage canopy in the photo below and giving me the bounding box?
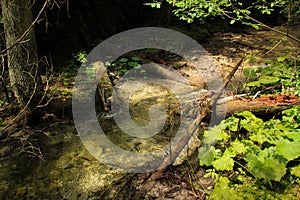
[146,0,300,28]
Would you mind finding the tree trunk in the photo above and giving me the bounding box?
[1,0,43,110]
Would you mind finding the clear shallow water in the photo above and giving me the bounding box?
[0,124,128,199]
[0,115,180,199]
[0,76,205,199]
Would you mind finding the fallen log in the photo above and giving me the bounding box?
[225,94,300,119]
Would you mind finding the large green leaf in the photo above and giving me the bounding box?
[258,76,280,84]
[246,154,286,181]
[203,123,227,144]
[246,148,287,181]
[237,111,263,133]
[285,131,300,141]
[199,146,216,166]
[276,140,300,161]
[212,150,234,171]
[229,140,246,155]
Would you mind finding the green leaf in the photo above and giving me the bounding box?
[246,151,286,181]
[212,150,234,171]
[224,116,239,131]
[282,106,300,128]
[243,68,258,79]
[261,67,275,75]
[235,110,256,120]
[209,177,238,200]
[203,123,226,144]
[119,58,128,63]
[230,19,235,24]
[249,127,281,145]
[144,2,161,9]
[250,23,260,30]
[291,165,300,177]
[131,56,140,61]
[236,111,263,133]
[285,131,300,141]
[246,81,261,87]
[229,140,246,155]
[276,140,300,161]
[199,146,216,166]
[128,61,135,67]
[277,56,287,62]
[249,131,265,144]
[258,76,280,84]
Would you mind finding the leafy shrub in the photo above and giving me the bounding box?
[105,56,142,77]
[146,0,300,29]
[199,106,300,198]
[243,53,300,96]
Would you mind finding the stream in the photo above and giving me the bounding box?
[0,26,299,199]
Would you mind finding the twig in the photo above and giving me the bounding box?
[252,91,261,99]
[264,39,283,55]
[221,7,300,43]
[244,14,300,43]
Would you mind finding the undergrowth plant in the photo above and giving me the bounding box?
[199,106,300,199]
[243,52,300,97]
[105,56,142,77]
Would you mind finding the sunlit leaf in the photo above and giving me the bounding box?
[212,150,234,171]
[209,177,237,200]
[277,56,287,62]
[203,123,227,144]
[258,76,280,84]
[119,58,128,63]
[199,146,216,166]
[229,140,246,155]
[246,81,261,87]
[224,116,239,131]
[291,165,300,177]
[276,140,300,161]
[246,151,286,181]
[285,131,300,141]
[261,67,275,75]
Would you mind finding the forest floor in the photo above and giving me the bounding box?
[0,25,300,199]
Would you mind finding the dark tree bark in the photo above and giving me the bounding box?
[1,0,43,111]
